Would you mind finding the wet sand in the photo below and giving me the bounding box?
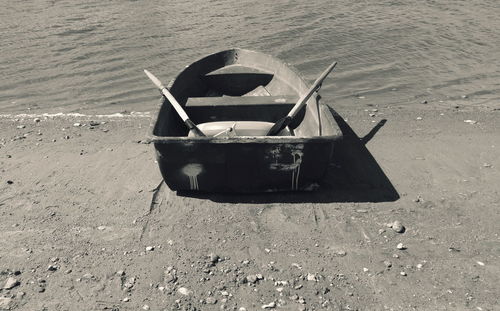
[1,105,499,310]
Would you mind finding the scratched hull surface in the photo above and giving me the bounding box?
[150,49,342,192]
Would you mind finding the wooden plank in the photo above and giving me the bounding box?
[186,95,298,107]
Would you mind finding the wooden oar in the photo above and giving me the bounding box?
[144,69,206,137]
[267,61,337,136]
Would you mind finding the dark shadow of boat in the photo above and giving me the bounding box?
[175,107,399,203]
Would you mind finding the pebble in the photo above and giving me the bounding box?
[416,117,423,121]
[306,273,317,281]
[246,275,258,284]
[0,297,12,309]
[206,297,217,304]
[396,243,406,250]
[209,253,220,263]
[34,118,41,122]
[464,120,478,124]
[421,100,428,104]
[416,264,423,269]
[3,277,20,289]
[145,246,154,251]
[383,260,392,268]
[261,302,276,309]
[178,287,192,296]
[142,305,150,310]
[363,267,369,273]
[400,271,407,276]
[16,125,26,129]
[73,123,81,127]
[47,265,58,271]
[391,221,405,233]
[476,261,485,266]
[97,226,106,231]
[116,270,125,276]
[123,297,130,302]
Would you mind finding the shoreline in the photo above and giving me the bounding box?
[1,105,499,310]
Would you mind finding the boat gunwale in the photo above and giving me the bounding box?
[147,48,340,143]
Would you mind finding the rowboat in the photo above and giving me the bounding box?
[147,49,342,192]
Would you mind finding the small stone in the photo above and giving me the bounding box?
[383,260,392,268]
[3,277,20,289]
[335,250,347,257]
[209,253,220,263]
[123,297,130,302]
[17,125,26,129]
[73,123,81,127]
[16,291,25,298]
[461,95,468,99]
[483,163,492,168]
[82,273,94,280]
[306,273,317,281]
[464,120,477,124]
[116,270,125,276]
[416,117,423,120]
[65,269,72,274]
[34,118,41,122]
[0,297,13,309]
[145,246,154,251]
[246,275,258,284]
[416,264,423,269]
[476,261,485,266]
[393,254,399,258]
[239,308,247,311]
[206,297,217,304]
[261,302,276,309]
[178,287,192,295]
[421,100,428,104]
[97,226,106,231]
[391,221,405,233]
[142,305,150,310]
[400,271,407,276]
[396,243,406,250]
[363,267,369,272]
[47,265,58,271]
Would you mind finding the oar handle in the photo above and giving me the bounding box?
[288,61,337,118]
[144,69,189,122]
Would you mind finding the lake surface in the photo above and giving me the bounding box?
[1,0,499,114]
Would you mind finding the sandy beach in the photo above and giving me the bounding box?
[1,104,499,310]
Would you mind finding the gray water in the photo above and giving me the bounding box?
[1,0,500,114]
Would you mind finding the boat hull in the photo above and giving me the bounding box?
[154,138,335,192]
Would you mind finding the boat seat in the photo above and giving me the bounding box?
[188,121,292,137]
[185,95,298,107]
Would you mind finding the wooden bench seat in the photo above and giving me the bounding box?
[185,95,299,107]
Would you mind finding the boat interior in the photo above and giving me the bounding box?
[152,49,339,139]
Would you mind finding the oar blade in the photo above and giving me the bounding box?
[144,69,165,89]
[266,116,291,136]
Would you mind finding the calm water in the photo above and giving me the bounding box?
[1,0,499,114]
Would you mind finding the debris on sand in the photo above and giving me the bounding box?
[396,243,406,250]
[3,277,20,289]
[464,120,478,124]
